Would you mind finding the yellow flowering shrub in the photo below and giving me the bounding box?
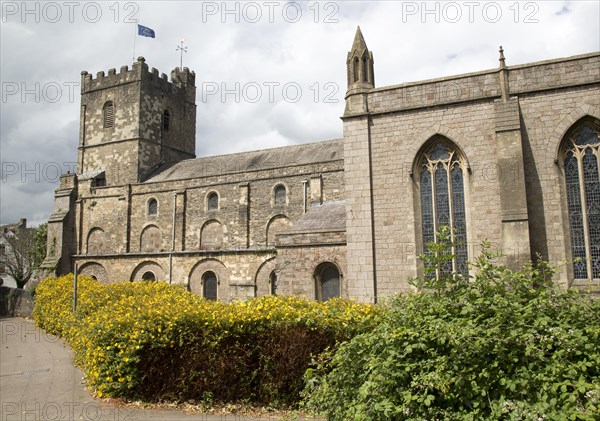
[33,275,379,406]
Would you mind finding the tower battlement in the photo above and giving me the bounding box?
[80,56,196,96]
[77,56,197,186]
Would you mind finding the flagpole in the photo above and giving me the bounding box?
[132,22,137,62]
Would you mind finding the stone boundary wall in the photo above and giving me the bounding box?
[0,286,34,318]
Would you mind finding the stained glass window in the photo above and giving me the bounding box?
[419,139,468,278]
[563,121,600,280]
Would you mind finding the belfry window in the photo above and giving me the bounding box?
[103,101,114,128]
[418,140,468,278]
[563,120,600,281]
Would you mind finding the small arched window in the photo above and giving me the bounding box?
[203,271,218,301]
[362,57,369,82]
[315,263,340,302]
[353,57,359,83]
[103,101,115,128]
[162,110,170,131]
[418,139,468,279]
[207,192,219,211]
[147,198,158,216]
[141,271,156,282]
[87,228,106,255]
[562,119,600,281]
[274,185,286,205]
[270,271,278,295]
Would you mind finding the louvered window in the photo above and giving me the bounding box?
[103,101,114,128]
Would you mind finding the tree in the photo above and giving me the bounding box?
[2,223,47,288]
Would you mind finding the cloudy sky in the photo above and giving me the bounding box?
[1,0,599,226]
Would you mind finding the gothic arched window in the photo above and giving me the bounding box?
[418,140,469,278]
[353,57,359,83]
[103,101,114,128]
[562,119,600,281]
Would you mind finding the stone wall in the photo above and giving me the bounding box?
[69,140,346,301]
[0,286,34,318]
[343,51,600,299]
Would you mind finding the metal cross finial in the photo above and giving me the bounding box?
[177,38,188,69]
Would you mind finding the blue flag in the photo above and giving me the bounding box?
[137,24,155,38]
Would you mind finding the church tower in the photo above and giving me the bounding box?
[77,57,196,185]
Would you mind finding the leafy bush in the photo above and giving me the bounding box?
[33,275,378,406]
[302,235,600,420]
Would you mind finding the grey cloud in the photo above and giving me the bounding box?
[1,0,598,225]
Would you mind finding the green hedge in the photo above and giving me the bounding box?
[302,239,600,420]
[33,275,378,406]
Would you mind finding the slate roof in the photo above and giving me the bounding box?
[286,201,346,233]
[146,138,343,182]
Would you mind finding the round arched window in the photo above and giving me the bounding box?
[207,192,219,211]
[315,263,340,302]
[203,271,218,301]
[274,185,286,205]
[141,271,156,282]
[270,271,278,295]
[147,198,158,216]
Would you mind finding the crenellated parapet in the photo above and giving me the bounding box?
[80,56,196,97]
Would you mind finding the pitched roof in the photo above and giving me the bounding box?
[287,201,346,233]
[145,139,343,183]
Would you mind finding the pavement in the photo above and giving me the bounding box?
[0,318,320,421]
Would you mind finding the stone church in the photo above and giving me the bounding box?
[43,28,600,302]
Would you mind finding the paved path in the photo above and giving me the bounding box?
[1,318,317,421]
